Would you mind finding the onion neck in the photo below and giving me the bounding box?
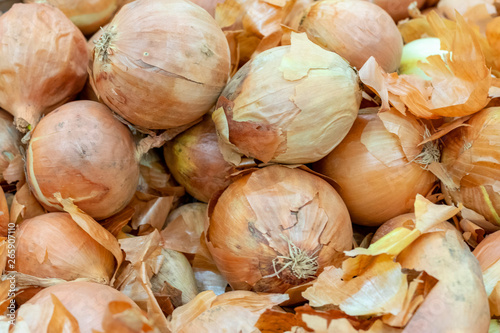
[13,106,41,133]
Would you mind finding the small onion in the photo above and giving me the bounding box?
[441,107,500,228]
[367,0,426,21]
[313,109,437,226]
[164,116,236,202]
[24,0,118,35]
[0,109,21,185]
[17,281,141,333]
[206,165,353,293]
[26,100,140,219]
[90,0,231,130]
[0,3,87,132]
[299,0,403,73]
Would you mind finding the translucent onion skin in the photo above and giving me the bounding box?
[367,0,426,21]
[17,281,141,333]
[24,0,117,35]
[26,101,140,220]
[164,115,235,203]
[313,112,436,226]
[441,107,500,228]
[299,0,403,73]
[207,165,353,293]
[89,0,231,130]
[0,3,87,132]
[0,109,21,184]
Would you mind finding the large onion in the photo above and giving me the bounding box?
[26,100,140,219]
[313,109,437,226]
[0,3,87,132]
[299,0,403,73]
[213,32,361,165]
[367,0,426,21]
[23,0,118,35]
[0,109,21,185]
[89,0,231,130]
[441,107,500,228]
[206,165,353,293]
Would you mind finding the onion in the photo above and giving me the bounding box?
[206,165,353,293]
[366,0,426,21]
[26,100,140,220]
[313,109,437,226]
[473,231,500,316]
[24,0,118,35]
[399,38,448,80]
[299,0,403,73]
[0,3,87,132]
[0,109,21,185]
[440,107,500,229]
[164,116,236,202]
[371,213,416,243]
[17,281,142,333]
[213,32,361,165]
[190,0,224,17]
[89,0,231,130]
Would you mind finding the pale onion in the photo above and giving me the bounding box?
[366,0,426,21]
[299,0,403,72]
[313,109,437,226]
[89,0,231,130]
[162,203,207,254]
[399,38,448,80]
[437,0,497,19]
[17,281,143,333]
[164,116,236,202]
[206,165,353,293]
[24,0,118,35]
[0,3,87,132]
[441,107,500,228]
[26,100,140,220]
[0,109,21,185]
[190,0,224,17]
[213,32,361,165]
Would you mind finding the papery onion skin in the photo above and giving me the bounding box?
[26,100,140,220]
[0,3,87,132]
[441,107,500,228]
[313,112,436,226]
[437,0,497,19]
[399,38,448,80]
[24,0,118,35]
[17,281,141,333]
[473,231,500,316]
[90,0,231,130]
[283,0,315,30]
[0,109,21,185]
[207,165,353,293]
[164,116,235,203]
[299,0,403,73]
[371,213,416,243]
[367,0,426,21]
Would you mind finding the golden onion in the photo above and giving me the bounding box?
[0,3,87,132]
[299,0,403,73]
[26,101,140,220]
[206,165,353,293]
[89,0,231,130]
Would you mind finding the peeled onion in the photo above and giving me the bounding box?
[24,0,118,35]
[367,0,426,21]
[206,165,353,293]
[213,32,361,165]
[399,38,448,80]
[441,107,500,229]
[89,0,231,129]
[299,0,403,72]
[0,3,87,132]
[26,100,140,219]
[0,109,21,185]
[313,109,436,226]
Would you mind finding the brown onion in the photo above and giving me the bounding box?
[313,109,436,226]
[89,0,231,130]
[164,115,236,202]
[367,0,426,21]
[441,107,500,229]
[24,0,117,35]
[206,165,353,293]
[17,281,142,333]
[0,3,87,132]
[299,0,403,72]
[26,100,140,219]
[0,109,21,185]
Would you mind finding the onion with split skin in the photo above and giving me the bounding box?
[26,100,140,220]
[89,0,231,130]
[206,165,353,293]
[0,3,88,132]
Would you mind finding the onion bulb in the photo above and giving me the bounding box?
[0,3,87,132]
[23,0,118,35]
[164,116,236,203]
[89,0,231,130]
[441,107,500,229]
[313,109,437,226]
[299,0,403,73]
[213,32,361,165]
[0,109,21,185]
[399,38,448,80]
[206,165,353,293]
[26,100,140,220]
[17,281,142,333]
[367,0,426,21]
